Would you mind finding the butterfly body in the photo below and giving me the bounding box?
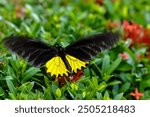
[3,32,119,83]
[52,45,72,72]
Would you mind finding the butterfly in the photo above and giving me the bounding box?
[3,32,119,82]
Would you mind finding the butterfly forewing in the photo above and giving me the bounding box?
[65,32,119,61]
[3,36,57,67]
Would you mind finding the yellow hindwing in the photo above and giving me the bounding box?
[66,54,89,73]
[46,56,68,77]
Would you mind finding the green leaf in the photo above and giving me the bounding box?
[123,44,137,62]
[51,82,59,93]
[97,82,107,91]
[18,82,34,93]
[44,87,53,100]
[71,83,78,91]
[7,65,15,77]
[75,94,83,100]
[119,82,131,93]
[102,55,110,75]
[106,57,122,75]
[104,0,114,15]
[4,20,20,33]
[6,76,16,95]
[92,77,98,88]
[9,93,17,100]
[67,88,75,99]
[108,80,122,86]
[44,76,51,87]
[94,63,102,75]
[21,67,40,83]
[102,75,111,81]
[114,93,124,100]
[96,92,103,99]
[116,62,132,72]
[103,91,110,100]
[9,59,19,74]
[0,87,6,97]
[86,90,97,99]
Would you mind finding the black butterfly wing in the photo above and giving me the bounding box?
[65,32,119,61]
[3,36,57,67]
[3,33,119,78]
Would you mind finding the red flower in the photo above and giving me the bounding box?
[120,52,128,60]
[123,20,143,45]
[56,70,84,86]
[15,5,26,18]
[123,20,150,46]
[72,70,83,82]
[137,54,142,59]
[130,88,144,100]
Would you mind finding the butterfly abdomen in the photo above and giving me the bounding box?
[55,46,72,71]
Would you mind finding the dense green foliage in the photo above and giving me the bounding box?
[0,0,150,100]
